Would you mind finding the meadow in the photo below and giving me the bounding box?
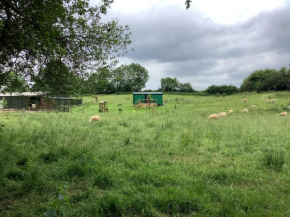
[1,92,290,216]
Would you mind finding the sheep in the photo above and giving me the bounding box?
[218,112,227,117]
[250,105,256,109]
[265,99,271,102]
[241,109,249,113]
[285,100,290,104]
[208,114,219,120]
[278,112,287,116]
[242,99,248,103]
[89,115,101,122]
[270,99,276,104]
[228,110,233,114]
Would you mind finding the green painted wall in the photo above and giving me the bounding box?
[151,94,163,105]
[133,93,163,106]
[133,94,145,104]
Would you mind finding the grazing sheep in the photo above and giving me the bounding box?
[218,112,227,117]
[270,99,276,104]
[242,99,248,103]
[250,105,256,109]
[89,115,101,122]
[285,100,290,104]
[278,112,287,116]
[265,99,271,102]
[208,114,219,120]
[241,109,249,113]
[228,110,233,114]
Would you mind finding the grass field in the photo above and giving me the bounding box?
[1,92,290,216]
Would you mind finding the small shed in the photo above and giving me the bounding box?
[133,92,163,107]
[0,92,82,109]
[99,101,108,112]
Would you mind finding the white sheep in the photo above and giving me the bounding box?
[285,100,290,104]
[242,99,248,103]
[278,112,287,116]
[241,109,249,113]
[89,115,101,122]
[250,105,256,109]
[228,110,233,114]
[218,112,227,117]
[208,114,220,120]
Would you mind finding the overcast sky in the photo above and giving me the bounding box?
[91,0,290,90]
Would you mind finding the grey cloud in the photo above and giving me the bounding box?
[108,4,290,90]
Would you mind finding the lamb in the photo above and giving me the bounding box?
[208,114,220,120]
[278,112,287,116]
[250,105,256,109]
[89,115,101,122]
[218,112,227,117]
[228,110,233,114]
[242,99,248,103]
[241,109,249,113]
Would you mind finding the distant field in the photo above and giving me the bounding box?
[1,92,290,216]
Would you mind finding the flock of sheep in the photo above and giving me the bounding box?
[88,95,290,122]
[208,96,289,120]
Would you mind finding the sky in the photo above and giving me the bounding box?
[91,0,290,90]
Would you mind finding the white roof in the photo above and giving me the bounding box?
[133,92,163,94]
[0,92,44,97]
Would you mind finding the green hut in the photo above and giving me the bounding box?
[133,92,163,107]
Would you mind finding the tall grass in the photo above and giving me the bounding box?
[0,92,290,216]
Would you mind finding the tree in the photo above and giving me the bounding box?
[0,0,131,90]
[160,77,179,91]
[205,85,239,95]
[179,82,195,93]
[111,63,149,92]
[240,67,290,92]
[2,72,27,92]
[32,60,83,96]
[86,68,115,94]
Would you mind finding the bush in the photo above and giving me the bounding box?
[205,85,239,95]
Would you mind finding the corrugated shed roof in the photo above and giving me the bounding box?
[0,92,44,97]
[133,92,163,94]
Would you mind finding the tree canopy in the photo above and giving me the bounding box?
[240,67,290,92]
[0,0,131,92]
[160,77,195,92]
[205,85,239,95]
[160,77,179,92]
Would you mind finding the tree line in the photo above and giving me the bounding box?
[1,64,290,96]
[240,67,290,92]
